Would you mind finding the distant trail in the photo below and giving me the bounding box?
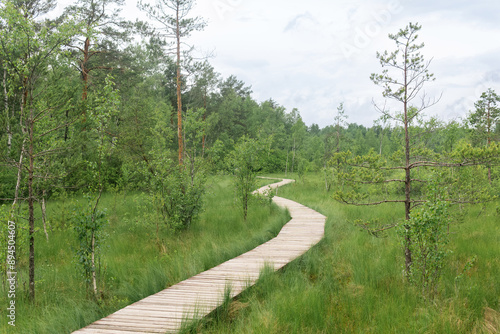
[72,178,326,334]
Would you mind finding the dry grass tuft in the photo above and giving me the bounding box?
[484,307,500,334]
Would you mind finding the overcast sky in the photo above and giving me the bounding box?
[55,0,500,128]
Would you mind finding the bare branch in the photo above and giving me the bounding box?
[338,199,407,206]
[356,221,400,237]
[356,179,405,184]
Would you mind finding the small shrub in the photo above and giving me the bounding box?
[403,184,451,298]
[72,198,108,298]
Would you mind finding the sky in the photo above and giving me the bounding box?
[54,0,500,128]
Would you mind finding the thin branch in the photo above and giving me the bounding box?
[339,199,407,206]
[356,221,399,237]
[356,179,405,184]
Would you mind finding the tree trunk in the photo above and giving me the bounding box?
[82,37,90,101]
[379,128,383,155]
[91,231,97,297]
[41,191,49,242]
[64,108,70,141]
[243,193,248,222]
[487,101,492,185]
[201,89,207,158]
[285,150,288,176]
[324,162,329,191]
[403,55,412,277]
[292,138,296,174]
[201,116,206,157]
[3,68,12,154]
[28,104,35,301]
[12,144,25,213]
[175,5,183,165]
[336,125,340,154]
[9,138,25,293]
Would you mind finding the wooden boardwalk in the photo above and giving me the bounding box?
[73,178,326,334]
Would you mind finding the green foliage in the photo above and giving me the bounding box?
[254,185,275,208]
[72,199,108,295]
[0,177,289,333]
[467,88,500,147]
[370,22,435,105]
[0,205,29,269]
[207,138,232,173]
[70,75,119,298]
[403,181,451,297]
[228,136,265,221]
[70,75,121,191]
[184,108,206,158]
[454,255,477,295]
[192,174,499,334]
[0,166,16,200]
[145,106,207,231]
[331,149,391,206]
[0,205,9,278]
[153,163,206,230]
[2,2,500,330]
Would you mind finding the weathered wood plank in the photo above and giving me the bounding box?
[73,178,326,334]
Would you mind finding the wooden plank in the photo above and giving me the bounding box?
[73,328,151,334]
[94,319,180,330]
[112,308,211,319]
[86,324,171,333]
[73,178,326,334]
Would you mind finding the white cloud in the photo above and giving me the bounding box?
[53,0,500,127]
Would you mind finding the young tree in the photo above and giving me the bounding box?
[334,23,499,285]
[323,103,348,191]
[374,113,390,155]
[290,109,307,174]
[1,58,12,155]
[138,0,206,165]
[368,22,438,273]
[467,88,500,184]
[73,76,119,298]
[333,103,348,155]
[0,0,77,301]
[228,136,265,221]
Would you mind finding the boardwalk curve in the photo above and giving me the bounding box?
[73,178,326,334]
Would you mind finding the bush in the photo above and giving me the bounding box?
[149,156,206,231]
[403,183,451,298]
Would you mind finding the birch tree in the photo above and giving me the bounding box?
[0,0,77,301]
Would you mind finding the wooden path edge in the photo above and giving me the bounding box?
[72,178,326,334]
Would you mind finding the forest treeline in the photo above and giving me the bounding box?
[1,0,500,304]
[1,1,499,197]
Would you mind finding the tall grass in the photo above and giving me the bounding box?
[0,176,289,334]
[196,173,500,333]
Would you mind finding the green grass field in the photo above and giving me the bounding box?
[1,173,498,333]
[0,176,289,334]
[191,173,500,334]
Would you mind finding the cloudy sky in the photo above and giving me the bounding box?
[56,0,500,127]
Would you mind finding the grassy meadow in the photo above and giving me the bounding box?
[0,176,289,334]
[1,173,498,333]
[187,173,500,334]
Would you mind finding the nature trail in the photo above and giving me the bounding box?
[73,178,326,333]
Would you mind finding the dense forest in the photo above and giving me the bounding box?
[1,0,499,333]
